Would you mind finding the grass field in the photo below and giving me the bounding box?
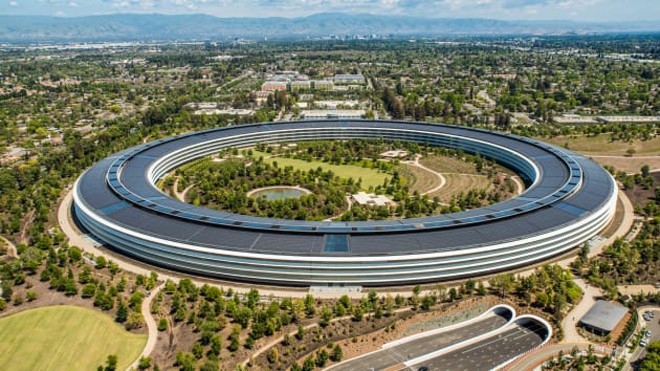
[0,306,146,371]
[429,174,495,203]
[537,135,660,156]
[398,164,441,195]
[250,151,390,189]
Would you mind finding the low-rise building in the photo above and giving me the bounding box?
[578,300,628,335]
[313,80,334,91]
[290,80,311,91]
[300,110,365,120]
[261,81,287,91]
[380,150,408,158]
[553,114,599,125]
[334,74,366,84]
[352,192,391,207]
[596,116,660,124]
[194,108,254,116]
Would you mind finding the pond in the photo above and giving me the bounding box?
[249,187,309,201]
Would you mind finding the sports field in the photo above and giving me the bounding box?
[251,151,390,189]
[0,306,146,371]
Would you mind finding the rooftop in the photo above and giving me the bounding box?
[579,300,628,332]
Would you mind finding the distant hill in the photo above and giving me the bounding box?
[1,13,659,42]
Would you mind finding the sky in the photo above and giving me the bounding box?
[1,0,658,22]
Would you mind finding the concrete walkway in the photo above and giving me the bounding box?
[128,283,165,371]
[404,155,446,196]
[561,279,601,344]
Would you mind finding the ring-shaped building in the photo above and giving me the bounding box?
[73,120,617,286]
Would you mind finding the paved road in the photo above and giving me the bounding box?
[329,311,510,371]
[629,308,660,370]
[409,321,546,371]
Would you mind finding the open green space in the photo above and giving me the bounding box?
[250,150,391,189]
[0,306,146,371]
[536,135,660,155]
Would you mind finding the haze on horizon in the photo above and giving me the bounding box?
[1,0,657,23]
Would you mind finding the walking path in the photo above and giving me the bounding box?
[503,343,612,371]
[0,235,17,258]
[242,306,414,367]
[404,155,446,195]
[511,176,524,195]
[128,283,165,371]
[561,279,601,344]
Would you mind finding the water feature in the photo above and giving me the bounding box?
[249,187,308,201]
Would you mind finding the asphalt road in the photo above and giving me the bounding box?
[330,311,510,371]
[408,321,547,371]
[630,308,660,370]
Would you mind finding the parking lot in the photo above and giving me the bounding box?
[630,308,660,369]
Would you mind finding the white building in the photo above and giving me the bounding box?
[334,74,366,84]
[300,110,365,120]
[352,192,391,207]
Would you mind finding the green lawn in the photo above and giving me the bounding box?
[250,151,390,189]
[0,306,147,371]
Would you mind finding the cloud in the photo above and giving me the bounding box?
[54,10,66,15]
[68,1,78,6]
[8,1,18,5]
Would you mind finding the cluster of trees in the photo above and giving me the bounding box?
[171,157,355,220]
[541,345,617,371]
[640,341,660,370]
[489,265,582,322]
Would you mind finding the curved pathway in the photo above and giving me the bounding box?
[560,279,601,344]
[0,235,17,258]
[128,283,164,371]
[502,343,612,371]
[404,155,446,195]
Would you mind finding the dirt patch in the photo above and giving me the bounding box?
[591,156,660,174]
[399,164,440,195]
[623,171,660,207]
[429,174,495,202]
[537,135,660,156]
[420,155,480,175]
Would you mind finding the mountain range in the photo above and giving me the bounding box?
[1,12,659,42]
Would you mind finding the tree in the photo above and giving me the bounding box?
[642,164,651,178]
[82,283,96,298]
[331,344,343,362]
[95,256,107,269]
[267,348,279,363]
[228,325,241,351]
[138,356,151,370]
[125,311,144,330]
[104,355,118,371]
[158,318,167,331]
[296,324,305,340]
[316,349,329,367]
[116,300,128,323]
[210,335,222,356]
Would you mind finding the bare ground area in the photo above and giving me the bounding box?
[537,135,660,156]
[420,155,481,175]
[623,171,660,206]
[399,164,441,195]
[429,173,496,203]
[590,156,660,174]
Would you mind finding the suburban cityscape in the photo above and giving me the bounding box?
[0,1,659,371]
